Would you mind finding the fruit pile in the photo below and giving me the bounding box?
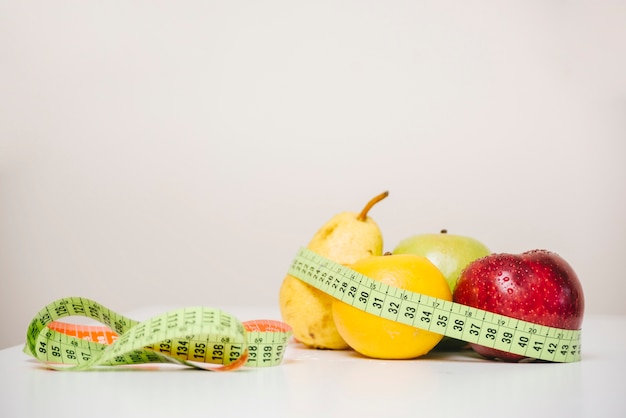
[278,191,585,362]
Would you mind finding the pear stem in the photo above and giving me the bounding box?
[357,191,389,221]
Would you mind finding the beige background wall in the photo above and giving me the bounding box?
[1,1,625,349]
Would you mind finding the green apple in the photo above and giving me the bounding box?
[392,229,491,292]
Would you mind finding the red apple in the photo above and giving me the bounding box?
[452,249,585,362]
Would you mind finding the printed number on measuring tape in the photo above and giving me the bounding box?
[288,247,582,363]
[24,297,291,371]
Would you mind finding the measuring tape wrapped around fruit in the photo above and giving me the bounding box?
[24,297,291,371]
[23,187,584,369]
[287,247,583,363]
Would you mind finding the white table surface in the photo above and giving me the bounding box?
[1,307,624,418]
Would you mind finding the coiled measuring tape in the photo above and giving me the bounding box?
[288,247,582,363]
[24,297,291,371]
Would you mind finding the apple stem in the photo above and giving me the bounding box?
[357,191,389,221]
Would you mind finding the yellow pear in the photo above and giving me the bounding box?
[279,191,388,349]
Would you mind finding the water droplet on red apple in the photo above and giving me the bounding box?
[507,288,514,295]
[503,276,510,282]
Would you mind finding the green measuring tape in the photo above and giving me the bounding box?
[24,247,582,370]
[288,247,582,363]
[24,297,291,371]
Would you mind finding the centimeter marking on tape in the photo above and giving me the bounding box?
[288,247,582,363]
[24,297,292,371]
